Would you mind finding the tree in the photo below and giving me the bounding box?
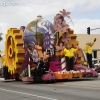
[0,33,3,41]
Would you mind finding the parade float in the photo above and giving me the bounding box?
[0,9,98,82]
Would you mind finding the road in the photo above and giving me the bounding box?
[0,77,100,100]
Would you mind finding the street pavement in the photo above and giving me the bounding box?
[0,76,100,100]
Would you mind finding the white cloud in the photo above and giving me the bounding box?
[0,0,100,50]
[81,0,100,13]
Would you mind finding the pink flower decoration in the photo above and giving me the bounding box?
[60,9,71,18]
[53,9,72,32]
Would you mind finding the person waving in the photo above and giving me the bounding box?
[84,38,96,68]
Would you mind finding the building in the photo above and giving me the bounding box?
[76,34,100,59]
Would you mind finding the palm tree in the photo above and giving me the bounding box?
[0,33,3,41]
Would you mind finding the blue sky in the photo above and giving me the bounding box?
[0,0,100,50]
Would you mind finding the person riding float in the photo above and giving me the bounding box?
[84,38,96,68]
[61,44,79,71]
